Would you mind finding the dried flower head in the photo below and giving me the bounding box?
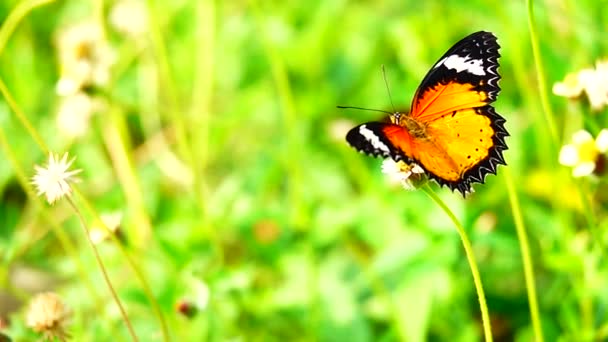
[381,159,427,190]
[26,292,70,341]
[559,129,608,177]
[553,59,608,111]
[55,21,116,96]
[32,152,82,204]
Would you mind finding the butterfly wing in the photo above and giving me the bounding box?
[411,31,501,119]
[406,31,508,195]
[346,122,413,160]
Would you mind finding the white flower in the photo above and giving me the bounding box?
[381,159,426,190]
[55,21,116,95]
[109,0,148,38]
[559,129,608,177]
[552,70,589,98]
[32,152,82,204]
[553,59,608,111]
[56,92,96,138]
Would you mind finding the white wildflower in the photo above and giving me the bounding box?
[31,152,82,204]
[381,159,426,190]
[559,129,608,177]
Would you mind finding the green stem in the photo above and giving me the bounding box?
[526,0,559,146]
[66,197,139,342]
[103,106,152,243]
[422,186,493,341]
[0,77,48,153]
[504,169,544,342]
[574,181,604,252]
[251,0,303,227]
[144,0,189,160]
[190,0,224,271]
[73,188,171,342]
[0,0,56,56]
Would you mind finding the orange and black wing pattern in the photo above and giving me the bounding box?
[346,31,508,196]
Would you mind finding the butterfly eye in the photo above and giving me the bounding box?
[390,112,401,124]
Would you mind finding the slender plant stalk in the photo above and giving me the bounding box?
[144,0,189,160]
[0,77,48,153]
[73,188,171,342]
[526,0,559,146]
[67,196,139,342]
[0,0,56,55]
[144,0,224,270]
[190,0,224,270]
[251,0,304,228]
[102,106,152,242]
[575,181,604,252]
[504,169,544,342]
[422,186,493,342]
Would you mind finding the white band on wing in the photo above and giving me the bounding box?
[359,125,390,153]
[436,54,486,76]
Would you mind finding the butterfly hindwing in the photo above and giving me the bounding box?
[346,122,408,161]
[421,106,508,193]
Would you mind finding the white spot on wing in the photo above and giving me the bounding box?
[359,125,389,153]
[436,54,486,76]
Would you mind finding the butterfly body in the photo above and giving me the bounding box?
[345,31,508,196]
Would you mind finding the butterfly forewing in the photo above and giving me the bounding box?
[412,31,501,118]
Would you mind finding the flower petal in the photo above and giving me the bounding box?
[572,162,596,178]
[559,145,579,166]
[595,129,608,153]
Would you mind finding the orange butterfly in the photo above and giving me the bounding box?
[345,31,508,196]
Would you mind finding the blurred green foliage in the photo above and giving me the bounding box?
[1,0,607,341]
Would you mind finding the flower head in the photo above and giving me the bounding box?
[559,129,608,177]
[109,0,148,38]
[381,159,427,190]
[32,152,82,204]
[553,59,608,111]
[26,292,70,341]
[56,92,102,139]
[55,21,116,96]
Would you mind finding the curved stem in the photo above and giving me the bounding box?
[422,186,493,341]
[67,196,139,342]
[504,169,544,342]
[526,0,559,146]
[0,0,56,56]
[74,188,171,342]
[0,77,48,153]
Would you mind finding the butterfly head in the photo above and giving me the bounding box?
[389,112,403,125]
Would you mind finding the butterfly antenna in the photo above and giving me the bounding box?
[336,106,392,115]
[382,64,397,113]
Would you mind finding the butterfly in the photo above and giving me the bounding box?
[344,31,508,196]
